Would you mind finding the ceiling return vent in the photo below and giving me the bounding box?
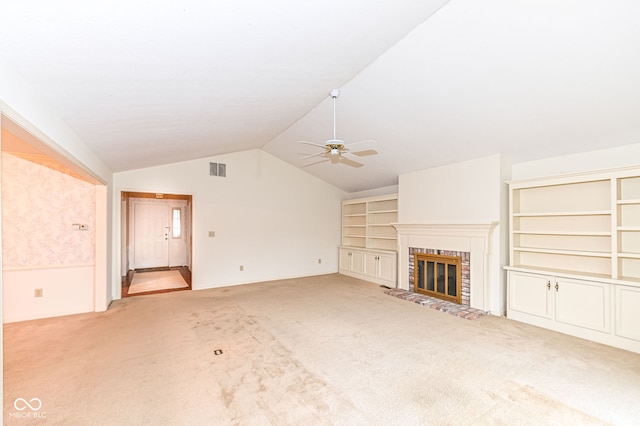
[210,162,226,177]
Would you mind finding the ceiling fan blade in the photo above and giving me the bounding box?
[339,157,364,168]
[351,149,378,157]
[298,140,328,149]
[301,158,330,168]
[345,139,376,148]
[300,151,328,160]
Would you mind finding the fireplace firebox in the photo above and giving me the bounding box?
[413,253,462,304]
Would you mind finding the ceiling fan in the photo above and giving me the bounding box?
[299,89,377,168]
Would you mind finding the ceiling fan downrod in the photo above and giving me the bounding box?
[329,89,342,154]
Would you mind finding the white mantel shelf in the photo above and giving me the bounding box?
[392,222,499,313]
[392,222,498,237]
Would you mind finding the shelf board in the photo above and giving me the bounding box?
[368,209,398,214]
[618,252,640,259]
[343,213,366,217]
[616,275,640,284]
[618,226,640,232]
[513,230,610,236]
[513,247,611,258]
[617,199,640,205]
[513,210,610,217]
[505,265,612,281]
[368,236,397,240]
[343,225,366,228]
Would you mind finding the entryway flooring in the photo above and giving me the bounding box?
[122,266,191,297]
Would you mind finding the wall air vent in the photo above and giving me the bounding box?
[210,162,226,177]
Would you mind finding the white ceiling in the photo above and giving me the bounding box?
[2,0,639,192]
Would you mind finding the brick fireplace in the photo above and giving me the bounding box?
[393,223,498,312]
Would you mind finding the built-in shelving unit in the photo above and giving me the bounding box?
[340,194,398,286]
[341,201,367,248]
[341,194,398,251]
[506,166,640,354]
[617,176,640,283]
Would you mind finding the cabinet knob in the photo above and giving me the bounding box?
[547,281,551,290]
[555,283,559,292]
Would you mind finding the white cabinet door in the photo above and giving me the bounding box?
[339,248,352,271]
[339,247,395,286]
[363,251,396,285]
[363,252,379,279]
[377,252,397,284]
[615,285,640,342]
[555,277,610,333]
[508,271,553,319]
[339,248,365,275]
[351,250,364,275]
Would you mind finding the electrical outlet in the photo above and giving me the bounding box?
[318,258,322,264]
[239,265,244,271]
[34,288,43,298]
[208,231,215,237]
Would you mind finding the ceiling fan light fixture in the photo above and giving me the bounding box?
[330,147,339,156]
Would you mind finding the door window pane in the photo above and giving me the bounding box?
[172,208,181,238]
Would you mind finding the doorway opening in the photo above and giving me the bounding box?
[121,191,193,297]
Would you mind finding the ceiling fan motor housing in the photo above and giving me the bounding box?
[325,139,345,148]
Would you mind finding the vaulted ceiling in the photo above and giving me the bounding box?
[1,1,639,192]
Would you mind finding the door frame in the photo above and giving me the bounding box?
[121,191,193,276]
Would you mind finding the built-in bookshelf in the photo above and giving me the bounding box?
[340,194,398,286]
[506,166,640,354]
[341,194,398,251]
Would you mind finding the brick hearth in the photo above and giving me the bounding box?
[385,288,488,320]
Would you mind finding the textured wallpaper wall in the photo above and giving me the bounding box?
[2,153,96,267]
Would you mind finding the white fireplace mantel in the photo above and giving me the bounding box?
[393,223,497,238]
[392,222,499,312]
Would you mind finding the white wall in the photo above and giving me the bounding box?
[1,153,98,322]
[3,266,95,323]
[0,59,113,317]
[346,184,399,200]
[114,149,346,295]
[397,154,509,314]
[399,155,504,223]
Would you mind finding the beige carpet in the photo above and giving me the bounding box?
[128,269,188,294]
[3,274,640,425]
